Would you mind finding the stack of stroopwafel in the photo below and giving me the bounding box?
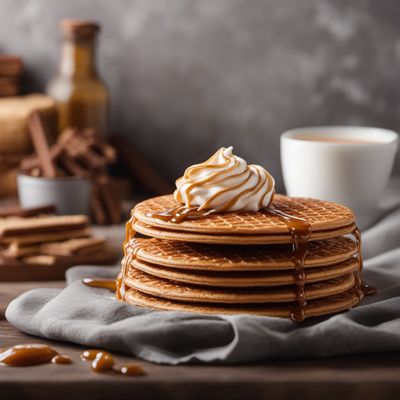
[118,194,367,320]
[0,214,119,281]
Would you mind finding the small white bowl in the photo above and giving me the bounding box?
[17,174,92,216]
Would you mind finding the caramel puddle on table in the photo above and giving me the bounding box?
[0,344,71,367]
[81,349,145,376]
[51,354,73,364]
[0,345,145,377]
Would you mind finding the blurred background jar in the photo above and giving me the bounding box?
[46,20,109,139]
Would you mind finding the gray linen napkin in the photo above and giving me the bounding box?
[5,183,400,365]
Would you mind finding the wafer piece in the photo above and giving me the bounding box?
[134,220,356,245]
[0,215,89,238]
[1,228,91,245]
[0,204,56,218]
[134,194,355,235]
[130,237,357,271]
[2,243,40,258]
[129,257,358,287]
[125,268,355,304]
[23,255,57,265]
[125,288,362,318]
[34,246,117,266]
[40,237,106,256]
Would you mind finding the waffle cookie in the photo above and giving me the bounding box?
[129,257,358,287]
[125,268,356,304]
[131,237,357,271]
[133,194,355,245]
[125,288,362,318]
[133,220,356,245]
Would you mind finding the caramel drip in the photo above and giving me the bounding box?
[147,205,217,223]
[351,227,377,297]
[0,344,59,367]
[82,278,116,291]
[80,349,145,376]
[124,211,136,248]
[149,167,271,223]
[83,212,134,297]
[82,212,155,302]
[266,207,311,322]
[51,354,72,364]
[119,364,146,376]
[116,213,137,301]
[117,240,143,301]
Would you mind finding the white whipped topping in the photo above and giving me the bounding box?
[174,147,275,212]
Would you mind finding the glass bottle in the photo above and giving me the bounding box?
[46,20,109,138]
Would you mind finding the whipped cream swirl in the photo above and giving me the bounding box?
[174,147,275,212]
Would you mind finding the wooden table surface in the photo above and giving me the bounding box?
[1,281,400,400]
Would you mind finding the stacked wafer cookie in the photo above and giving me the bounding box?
[0,214,118,278]
[118,194,367,320]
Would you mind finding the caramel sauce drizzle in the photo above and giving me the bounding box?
[178,152,237,207]
[350,227,377,297]
[265,207,311,321]
[81,211,148,302]
[174,148,274,212]
[147,205,217,223]
[80,349,145,376]
[116,212,137,301]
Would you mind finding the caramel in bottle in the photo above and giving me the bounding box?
[46,19,109,138]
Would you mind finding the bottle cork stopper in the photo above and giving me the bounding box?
[60,19,100,39]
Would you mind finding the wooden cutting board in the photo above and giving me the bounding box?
[0,246,120,281]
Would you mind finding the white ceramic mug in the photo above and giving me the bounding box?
[281,126,399,229]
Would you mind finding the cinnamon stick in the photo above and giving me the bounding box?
[96,179,121,224]
[28,112,57,178]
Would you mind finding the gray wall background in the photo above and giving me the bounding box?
[0,0,400,190]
